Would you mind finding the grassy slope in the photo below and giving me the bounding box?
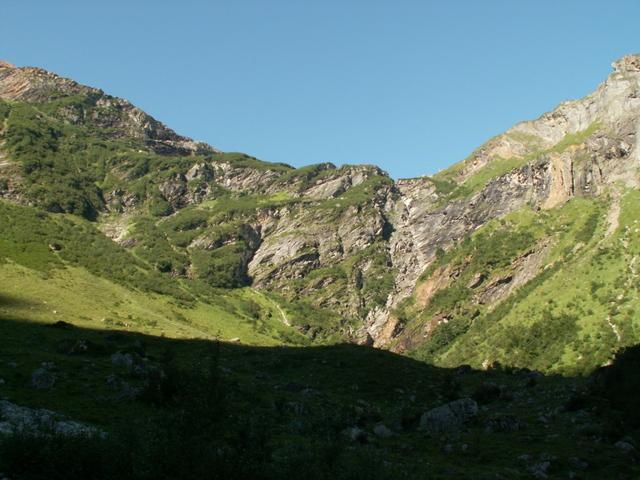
[0,200,309,346]
[401,189,640,374]
[0,263,299,345]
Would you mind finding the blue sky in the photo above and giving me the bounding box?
[2,1,639,178]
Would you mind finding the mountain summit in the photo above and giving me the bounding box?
[1,56,640,373]
[0,60,214,156]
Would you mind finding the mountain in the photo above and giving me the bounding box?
[2,56,640,373]
[1,57,640,479]
[3,56,640,373]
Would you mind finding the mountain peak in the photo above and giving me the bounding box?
[612,54,640,73]
[0,61,216,157]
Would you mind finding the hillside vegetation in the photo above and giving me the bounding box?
[1,58,640,477]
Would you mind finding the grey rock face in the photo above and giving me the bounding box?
[355,56,640,345]
[419,398,478,434]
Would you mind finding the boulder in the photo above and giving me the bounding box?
[419,398,478,434]
[614,440,635,453]
[0,400,101,437]
[568,457,588,470]
[373,423,393,438]
[343,426,368,444]
[111,352,135,370]
[28,366,56,390]
[484,414,523,433]
[527,461,551,478]
[111,351,154,377]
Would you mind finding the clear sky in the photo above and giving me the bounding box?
[2,1,639,178]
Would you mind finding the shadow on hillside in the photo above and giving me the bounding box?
[0,300,639,479]
[0,295,638,407]
[0,311,458,403]
[0,293,34,308]
[0,301,638,407]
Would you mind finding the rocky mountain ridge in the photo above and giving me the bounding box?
[1,56,640,369]
[0,60,215,156]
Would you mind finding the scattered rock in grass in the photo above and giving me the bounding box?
[285,402,306,416]
[614,440,635,453]
[301,388,320,397]
[373,423,393,438]
[538,413,552,425]
[106,374,120,388]
[57,338,105,355]
[48,242,62,252]
[343,426,368,444]
[419,398,478,434]
[105,374,142,401]
[527,461,551,478]
[111,352,136,370]
[28,364,56,390]
[568,457,588,470]
[0,399,101,437]
[283,382,305,393]
[114,382,142,401]
[111,351,156,378]
[484,414,523,433]
[354,400,382,424]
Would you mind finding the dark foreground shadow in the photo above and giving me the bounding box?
[0,309,638,479]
